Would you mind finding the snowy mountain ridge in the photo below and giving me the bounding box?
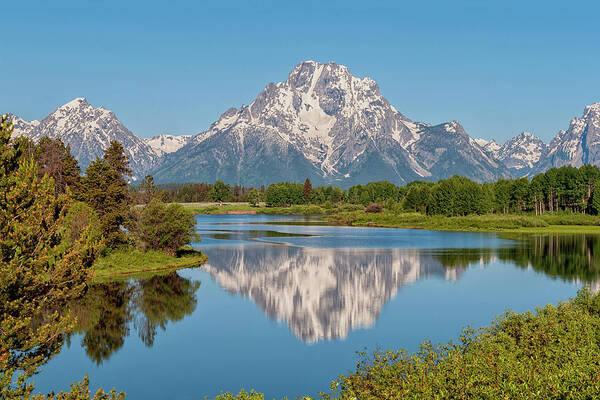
[153,61,509,186]
[6,63,600,185]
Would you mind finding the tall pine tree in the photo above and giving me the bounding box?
[80,141,132,248]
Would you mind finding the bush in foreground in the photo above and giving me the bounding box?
[216,289,600,400]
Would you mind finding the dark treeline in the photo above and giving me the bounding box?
[163,165,600,216]
[145,181,263,203]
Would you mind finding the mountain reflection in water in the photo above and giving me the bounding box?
[200,233,600,343]
[201,246,464,342]
[61,232,600,361]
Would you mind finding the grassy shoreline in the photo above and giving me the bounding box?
[325,210,600,234]
[91,247,208,281]
[180,202,362,215]
[181,202,600,234]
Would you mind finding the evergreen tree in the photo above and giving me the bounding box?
[210,181,232,203]
[102,140,132,177]
[139,174,158,204]
[80,147,132,248]
[303,178,312,202]
[35,137,81,194]
[0,115,112,398]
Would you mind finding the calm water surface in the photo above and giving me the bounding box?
[33,215,600,399]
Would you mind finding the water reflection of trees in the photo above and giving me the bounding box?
[498,234,600,282]
[70,272,200,364]
[431,234,600,283]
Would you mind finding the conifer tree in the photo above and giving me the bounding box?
[303,178,312,202]
[0,115,117,399]
[79,142,132,248]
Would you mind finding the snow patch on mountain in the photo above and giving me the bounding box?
[145,134,191,155]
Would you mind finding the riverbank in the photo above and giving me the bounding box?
[181,202,600,234]
[181,202,362,215]
[325,210,600,233]
[91,247,208,281]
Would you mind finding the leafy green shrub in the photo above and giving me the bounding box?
[131,198,199,255]
[247,189,261,207]
[323,288,600,400]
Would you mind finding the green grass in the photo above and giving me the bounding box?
[326,210,600,233]
[180,201,600,233]
[181,202,363,215]
[92,247,208,281]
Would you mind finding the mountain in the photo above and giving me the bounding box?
[8,98,161,179]
[496,132,547,175]
[474,138,501,158]
[144,134,191,156]
[153,61,510,186]
[533,103,600,173]
[7,65,598,186]
[7,114,40,137]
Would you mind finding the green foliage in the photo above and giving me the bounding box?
[348,181,399,205]
[323,289,600,400]
[58,201,103,254]
[592,188,600,215]
[79,145,132,248]
[214,389,265,400]
[264,182,304,206]
[92,248,207,279]
[137,174,158,204]
[210,180,233,202]
[247,188,261,206]
[130,198,199,255]
[0,115,115,399]
[34,136,81,194]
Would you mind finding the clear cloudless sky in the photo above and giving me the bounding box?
[2,0,599,142]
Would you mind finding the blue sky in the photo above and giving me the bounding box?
[2,0,599,142]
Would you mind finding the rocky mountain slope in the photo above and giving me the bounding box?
[533,103,600,174]
[6,63,600,185]
[477,132,547,176]
[152,61,510,186]
[144,134,191,156]
[8,98,160,179]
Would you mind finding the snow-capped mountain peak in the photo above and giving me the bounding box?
[496,131,547,171]
[153,61,510,185]
[8,98,159,179]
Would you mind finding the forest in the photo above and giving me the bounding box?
[148,166,600,217]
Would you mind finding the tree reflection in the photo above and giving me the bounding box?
[499,234,600,282]
[431,234,600,283]
[70,272,200,364]
[133,273,201,346]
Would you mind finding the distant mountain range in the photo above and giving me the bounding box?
[7,61,600,186]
